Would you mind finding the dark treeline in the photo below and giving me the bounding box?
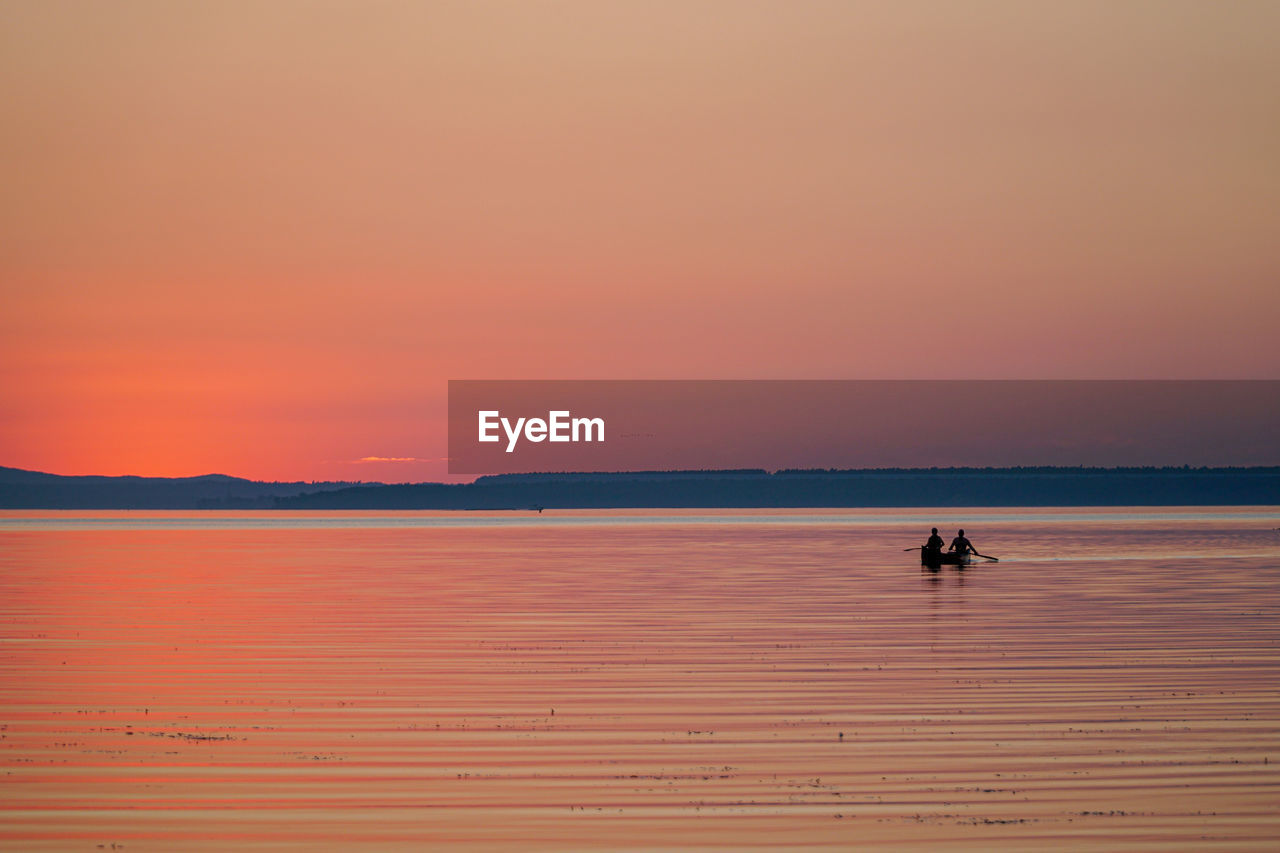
[283,467,1280,509]
[3,465,1277,510]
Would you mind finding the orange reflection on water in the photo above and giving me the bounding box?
[2,508,1279,850]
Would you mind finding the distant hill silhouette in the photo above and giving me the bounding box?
[3,465,1277,510]
[0,466,379,508]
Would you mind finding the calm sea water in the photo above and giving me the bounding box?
[2,508,1278,850]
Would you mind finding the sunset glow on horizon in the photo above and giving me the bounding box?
[3,1,1278,481]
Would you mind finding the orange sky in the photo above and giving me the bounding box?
[2,1,1278,482]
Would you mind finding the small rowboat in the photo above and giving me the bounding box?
[921,550,971,568]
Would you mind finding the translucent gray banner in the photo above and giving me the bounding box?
[447,380,1280,475]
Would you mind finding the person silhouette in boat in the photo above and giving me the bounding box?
[949,529,976,557]
[923,527,945,558]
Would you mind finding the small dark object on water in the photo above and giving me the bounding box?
[922,551,972,568]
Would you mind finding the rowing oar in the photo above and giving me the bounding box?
[974,553,999,562]
[903,546,922,551]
